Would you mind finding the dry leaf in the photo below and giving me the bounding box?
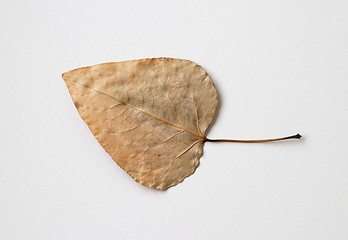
[62,58,218,190]
[62,58,302,190]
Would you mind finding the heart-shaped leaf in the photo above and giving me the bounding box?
[63,58,218,190]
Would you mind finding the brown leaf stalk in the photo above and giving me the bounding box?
[205,133,302,143]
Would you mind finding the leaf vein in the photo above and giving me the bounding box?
[73,81,205,139]
[191,93,203,136]
[132,139,203,174]
[144,130,185,153]
[158,78,180,125]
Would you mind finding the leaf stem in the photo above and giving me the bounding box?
[205,133,302,143]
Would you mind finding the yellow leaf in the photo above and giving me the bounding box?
[62,58,218,190]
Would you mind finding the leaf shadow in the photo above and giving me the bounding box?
[136,183,169,193]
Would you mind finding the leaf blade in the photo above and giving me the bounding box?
[62,58,218,190]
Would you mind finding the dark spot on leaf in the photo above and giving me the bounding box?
[74,102,80,109]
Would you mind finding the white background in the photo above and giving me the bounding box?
[1,0,347,239]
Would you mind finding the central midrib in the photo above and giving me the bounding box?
[74,81,206,140]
